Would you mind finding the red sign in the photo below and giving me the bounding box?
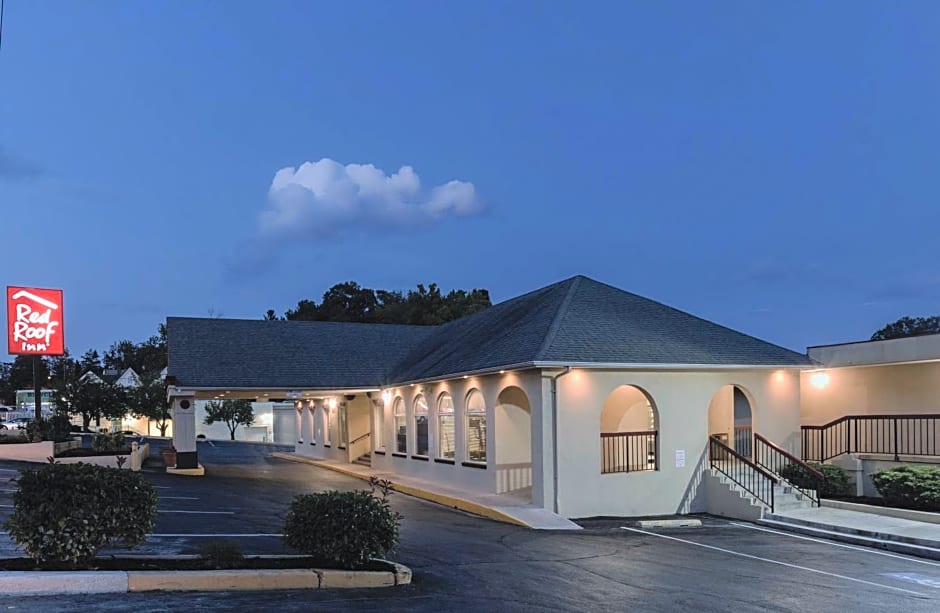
[6,286,65,356]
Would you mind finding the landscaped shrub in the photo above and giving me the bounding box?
[26,415,73,443]
[199,540,245,569]
[4,462,158,566]
[283,478,400,569]
[93,432,127,453]
[871,465,940,512]
[779,462,850,498]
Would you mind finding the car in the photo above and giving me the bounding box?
[5,418,32,429]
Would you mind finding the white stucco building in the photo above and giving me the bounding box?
[166,276,821,520]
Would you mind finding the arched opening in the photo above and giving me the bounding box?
[708,384,754,457]
[600,385,658,473]
[495,386,532,498]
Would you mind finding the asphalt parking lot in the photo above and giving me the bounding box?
[0,439,938,611]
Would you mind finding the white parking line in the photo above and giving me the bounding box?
[0,469,19,472]
[730,521,940,567]
[621,527,928,597]
[157,510,234,515]
[149,533,282,538]
[159,496,199,500]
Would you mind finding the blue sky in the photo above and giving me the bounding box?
[2,1,939,359]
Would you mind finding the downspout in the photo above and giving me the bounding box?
[550,367,572,514]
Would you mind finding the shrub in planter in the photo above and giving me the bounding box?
[93,432,126,453]
[779,462,850,498]
[283,481,400,569]
[871,465,940,512]
[26,415,73,443]
[4,462,158,566]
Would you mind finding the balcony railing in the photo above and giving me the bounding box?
[802,414,940,462]
[601,431,658,474]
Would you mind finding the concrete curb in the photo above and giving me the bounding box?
[821,499,940,525]
[634,519,702,528]
[0,560,412,595]
[758,517,940,561]
[166,464,206,476]
[272,452,532,528]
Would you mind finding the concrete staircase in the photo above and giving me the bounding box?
[353,452,371,468]
[709,467,815,519]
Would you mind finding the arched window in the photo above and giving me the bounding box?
[414,394,429,456]
[600,385,658,474]
[393,398,406,454]
[465,389,486,463]
[438,393,455,459]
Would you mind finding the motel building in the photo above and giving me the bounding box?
[164,276,940,525]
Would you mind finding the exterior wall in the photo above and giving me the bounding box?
[192,400,275,441]
[554,368,801,519]
[801,362,940,425]
[273,404,297,444]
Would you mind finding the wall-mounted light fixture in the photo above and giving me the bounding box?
[381,390,392,404]
[809,370,830,389]
[327,397,338,410]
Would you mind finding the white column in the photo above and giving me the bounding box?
[295,403,303,444]
[301,400,313,446]
[170,393,197,469]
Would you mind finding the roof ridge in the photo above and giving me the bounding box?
[535,276,582,361]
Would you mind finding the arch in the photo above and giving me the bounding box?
[413,394,429,456]
[495,385,532,496]
[437,392,455,460]
[708,384,755,457]
[465,389,486,463]
[599,385,659,473]
[393,397,406,454]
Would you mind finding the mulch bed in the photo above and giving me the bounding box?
[0,557,395,572]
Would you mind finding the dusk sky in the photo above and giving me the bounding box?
[2,2,939,360]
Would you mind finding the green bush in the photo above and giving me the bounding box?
[283,486,400,569]
[779,462,850,498]
[93,432,126,453]
[26,415,73,443]
[4,462,158,566]
[871,465,940,512]
[199,540,245,569]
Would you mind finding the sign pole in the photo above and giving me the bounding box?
[32,355,41,422]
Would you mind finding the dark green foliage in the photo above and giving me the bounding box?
[779,462,850,497]
[25,414,73,443]
[204,399,254,440]
[199,540,245,569]
[5,463,157,565]
[871,316,940,341]
[128,377,171,436]
[283,487,400,569]
[871,465,940,511]
[274,281,491,325]
[93,431,126,453]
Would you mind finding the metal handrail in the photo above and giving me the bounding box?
[709,436,776,512]
[348,431,371,445]
[802,413,940,461]
[753,433,821,506]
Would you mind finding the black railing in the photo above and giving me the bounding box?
[802,414,940,462]
[709,435,776,512]
[601,431,658,474]
[753,433,822,506]
[734,425,753,458]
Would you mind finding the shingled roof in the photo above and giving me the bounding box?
[167,275,812,389]
[166,317,433,389]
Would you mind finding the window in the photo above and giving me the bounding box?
[465,390,486,463]
[393,398,407,454]
[414,395,429,456]
[323,405,331,445]
[338,402,347,448]
[438,393,455,459]
[373,400,385,450]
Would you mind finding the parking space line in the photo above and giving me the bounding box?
[621,527,928,597]
[158,510,234,515]
[730,521,940,567]
[149,533,283,537]
[159,496,199,500]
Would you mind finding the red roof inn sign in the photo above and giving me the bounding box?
[6,286,65,356]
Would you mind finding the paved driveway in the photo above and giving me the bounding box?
[0,440,938,611]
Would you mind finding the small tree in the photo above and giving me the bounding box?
[871,316,940,341]
[204,399,254,441]
[129,377,172,436]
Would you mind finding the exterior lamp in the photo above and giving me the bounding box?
[381,390,391,404]
[327,397,337,410]
[809,370,830,389]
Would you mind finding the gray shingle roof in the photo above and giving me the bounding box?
[167,276,811,390]
[166,318,433,389]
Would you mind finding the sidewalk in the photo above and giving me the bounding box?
[271,453,581,531]
[761,505,940,560]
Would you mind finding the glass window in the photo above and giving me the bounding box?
[338,402,347,447]
[393,398,407,454]
[414,395,429,456]
[465,390,486,463]
[373,400,385,450]
[438,393,455,459]
[323,405,331,445]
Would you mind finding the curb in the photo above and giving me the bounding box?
[634,519,702,528]
[0,561,412,595]
[821,499,940,525]
[272,452,532,528]
[758,518,940,561]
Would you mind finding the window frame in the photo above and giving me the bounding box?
[464,389,487,464]
[437,392,455,460]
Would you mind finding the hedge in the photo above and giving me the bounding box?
[871,465,940,512]
[779,462,850,498]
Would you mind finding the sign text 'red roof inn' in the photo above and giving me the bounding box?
[6,286,65,356]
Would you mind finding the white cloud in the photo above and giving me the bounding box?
[259,158,483,237]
